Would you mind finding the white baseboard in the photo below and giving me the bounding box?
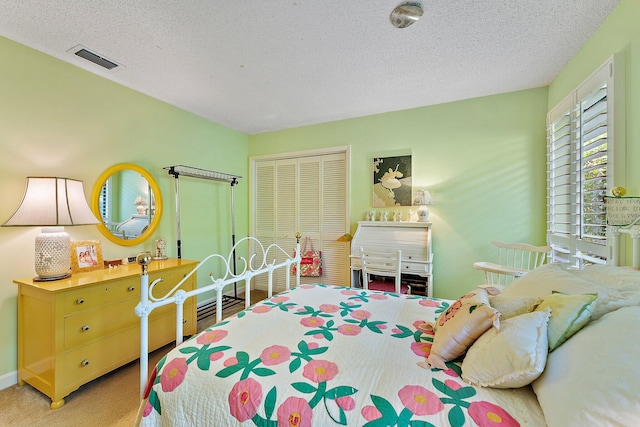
[0,370,18,391]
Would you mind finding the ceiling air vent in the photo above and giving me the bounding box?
[71,46,119,70]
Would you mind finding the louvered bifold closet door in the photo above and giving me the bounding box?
[253,161,277,290]
[297,157,321,286]
[297,154,350,287]
[272,159,298,291]
[319,153,349,286]
[253,151,349,292]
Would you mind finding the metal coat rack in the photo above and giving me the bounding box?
[164,165,242,316]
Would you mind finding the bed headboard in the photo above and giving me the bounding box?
[135,235,302,397]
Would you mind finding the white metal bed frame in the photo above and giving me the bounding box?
[135,235,301,397]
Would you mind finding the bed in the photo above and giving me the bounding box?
[134,238,640,426]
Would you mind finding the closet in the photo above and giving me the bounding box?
[252,149,350,290]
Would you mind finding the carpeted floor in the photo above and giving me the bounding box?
[0,291,267,427]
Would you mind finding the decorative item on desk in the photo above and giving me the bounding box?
[2,177,100,281]
[154,237,168,260]
[70,240,103,273]
[413,189,433,222]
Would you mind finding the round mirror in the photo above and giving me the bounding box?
[91,164,163,246]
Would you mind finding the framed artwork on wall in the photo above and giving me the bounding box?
[70,240,104,273]
[372,155,412,207]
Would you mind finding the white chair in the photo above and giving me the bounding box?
[360,248,403,294]
[473,241,551,287]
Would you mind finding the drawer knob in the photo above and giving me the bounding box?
[81,359,90,367]
[81,325,90,332]
[183,319,187,324]
[127,286,135,292]
[76,298,85,305]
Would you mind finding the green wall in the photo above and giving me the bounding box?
[0,36,248,380]
[249,88,549,300]
[549,0,640,201]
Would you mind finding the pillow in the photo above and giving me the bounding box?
[461,308,551,388]
[532,306,640,427]
[425,297,500,370]
[499,263,637,320]
[488,294,542,319]
[534,292,596,351]
[434,288,493,331]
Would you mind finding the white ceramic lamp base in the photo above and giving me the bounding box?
[417,207,430,222]
[34,226,71,281]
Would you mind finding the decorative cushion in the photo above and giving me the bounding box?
[461,308,551,388]
[500,263,640,320]
[433,288,492,331]
[425,289,500,369]
[488,294,542,319]
[532,306,640,427]
[534,292,596,351]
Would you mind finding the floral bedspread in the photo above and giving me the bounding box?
[139,285,546,426]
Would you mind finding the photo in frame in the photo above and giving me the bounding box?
[70,240,104,273]
[372,155,412,207]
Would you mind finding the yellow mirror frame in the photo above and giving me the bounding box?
[91,163,163,246]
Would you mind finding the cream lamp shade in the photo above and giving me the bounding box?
[413,189,433,222]
[2,177,100,281]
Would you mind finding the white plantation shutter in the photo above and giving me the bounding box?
[547,105,574,263]
[576,83,608,259]
[546,56,623,267]
[252,150,349,291]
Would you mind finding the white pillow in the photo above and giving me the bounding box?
[461,308,550,388]
[499,263,640,320]
[488,294,542,319]
[532,306,640,427]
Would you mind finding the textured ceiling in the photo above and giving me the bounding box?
[0,1,620,134]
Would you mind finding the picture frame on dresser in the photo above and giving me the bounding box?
[70,240,103,273]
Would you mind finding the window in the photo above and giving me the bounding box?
[547,55,624,267]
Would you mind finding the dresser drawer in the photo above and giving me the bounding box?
[64,297,138,350]
[65,297,195,350]
[402,262,432,275]
[63,276,139,315]
[64,311,196,387]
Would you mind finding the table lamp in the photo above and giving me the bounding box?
[2,177,100,281]
[413,189,433,222]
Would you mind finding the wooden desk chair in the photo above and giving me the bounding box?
[473,241,551,287]
[360,248,403,294]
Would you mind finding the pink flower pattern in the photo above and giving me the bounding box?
[252,304,272,314]
[319,303,339,313]
[337,324,362,336]
[303,359,338,383]
[468,401,520,426]
[196,329,228,345]
[398,385,444,416]
[160,358,188,392]
[228,378,263,422]
[260,345,291,366]
[277,397,313,427]
[300,317,325,327]
[147,285,521,426]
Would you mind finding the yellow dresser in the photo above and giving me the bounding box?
[13,258,198,409]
